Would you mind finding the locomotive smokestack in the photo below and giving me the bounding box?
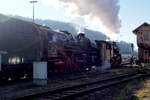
[77,25,85,34]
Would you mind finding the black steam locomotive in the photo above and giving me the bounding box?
[0,17,121,80]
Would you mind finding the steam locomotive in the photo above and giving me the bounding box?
[0,18,121,80]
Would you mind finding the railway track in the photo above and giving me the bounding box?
[0,64,135,86]
[13,72,143,100]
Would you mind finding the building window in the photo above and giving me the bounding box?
[142,32,149,41]
[8,57,24,64]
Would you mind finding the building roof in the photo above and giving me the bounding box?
[133,22,150,34]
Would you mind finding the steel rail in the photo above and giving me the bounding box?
[49,74,143,100]
[12,72,141,100]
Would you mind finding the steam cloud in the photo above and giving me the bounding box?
[60,0,121,33]
[43,0,121,33]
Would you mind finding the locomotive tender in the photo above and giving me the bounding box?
[0,16,121,80]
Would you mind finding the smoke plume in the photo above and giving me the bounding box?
[60,0,121,33]
[42,0,121,34]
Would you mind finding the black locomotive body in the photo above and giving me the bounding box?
[0,16,121,80]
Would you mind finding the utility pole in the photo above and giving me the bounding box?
[30,0,38,23]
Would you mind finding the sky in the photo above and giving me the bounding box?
[0,0,150,50]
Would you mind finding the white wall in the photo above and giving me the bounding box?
[33,62,47,79]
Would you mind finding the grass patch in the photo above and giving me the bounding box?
[116,65,150,100]
[116,78,144,100]
[134,88,150,98]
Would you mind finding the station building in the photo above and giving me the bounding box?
[133,22,150,62]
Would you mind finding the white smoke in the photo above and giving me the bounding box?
[42,0,121,34]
